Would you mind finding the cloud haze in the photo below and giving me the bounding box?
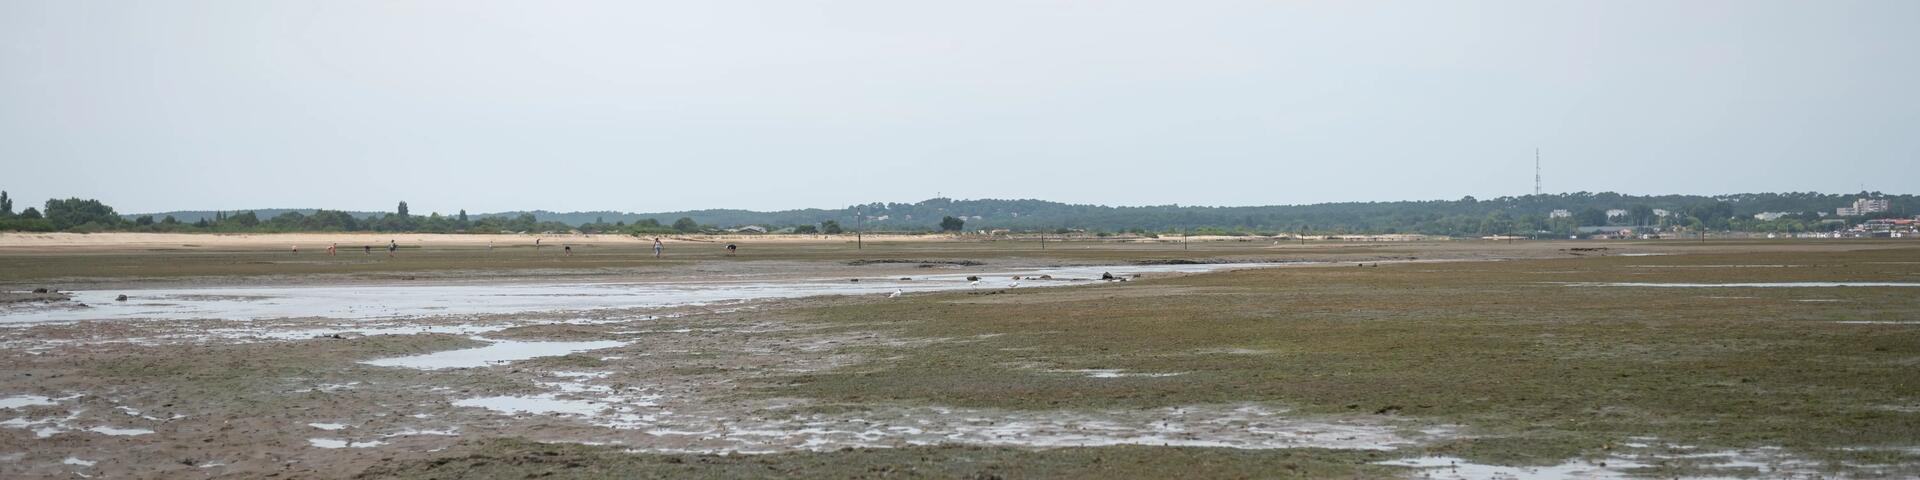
[2,0,1915,215]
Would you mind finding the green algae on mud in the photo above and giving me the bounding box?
[354,439,1406,479]
[764,246,1920,471]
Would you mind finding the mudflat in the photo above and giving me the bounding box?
[2,236,1916,478]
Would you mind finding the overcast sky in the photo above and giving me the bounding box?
[2,1,1915,215]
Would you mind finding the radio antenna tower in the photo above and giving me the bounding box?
[1533,148,1542,195]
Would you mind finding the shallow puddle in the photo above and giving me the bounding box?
[361,338,626,370]
[86,426,154,436]
[1375,445,1860,480]
[452,395,607,416]
[1377,455,1640,479]
[0,395,55,409]
[308,438,385,449]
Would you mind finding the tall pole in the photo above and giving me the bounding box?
[1534,148,1542,196]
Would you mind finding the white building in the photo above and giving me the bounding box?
[1854,198,1890,214]
[1653,209,1672,217]
[1606,209,1628,218]
[1837,207,1859,217]
[1549,209,1571,219]
[1753,212,1791,221]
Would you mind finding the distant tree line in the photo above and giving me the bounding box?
[0,189,1911,236]
[485,192,1911,236]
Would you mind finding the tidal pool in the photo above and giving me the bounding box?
[1,263,1285,324]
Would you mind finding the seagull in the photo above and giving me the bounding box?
[1008,282,1020,288]
[888,289,903,298]
[969,280,980,288]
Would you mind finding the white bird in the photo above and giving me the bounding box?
[888,289,903,298]
[969,280,980,288]
[1008,282,1020,288]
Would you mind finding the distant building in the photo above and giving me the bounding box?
[1605,209,1628,218]
[729,225,768,234]
[1653,209,1672,217]
[1855,218,1918,237]
[1753,212,1792,221]
[1836,207,1859,217]
[1854,198,1891,214]
[1549,209,1571,219]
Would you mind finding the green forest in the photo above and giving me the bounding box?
[0,189,1909,237]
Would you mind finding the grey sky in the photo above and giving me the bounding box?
[2,1,1915,215]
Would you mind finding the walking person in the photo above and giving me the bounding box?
[327,243,337,256]
[653,238,664,258]
[564,245,572,256]
[387,240,398,258]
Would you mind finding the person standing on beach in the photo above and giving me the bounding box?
[387,240,398,257]
[653,238,664,258]
[327,243,337,256]
[564,245,572,256]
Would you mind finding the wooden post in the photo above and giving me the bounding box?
[857,232,862,250]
